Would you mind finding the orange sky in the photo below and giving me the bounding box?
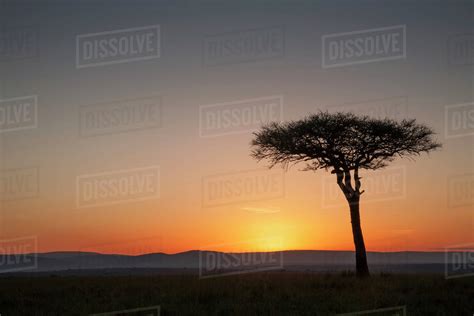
[0,1,472,255]
[1,154,472,254]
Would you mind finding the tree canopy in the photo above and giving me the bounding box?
[251,112,442,173]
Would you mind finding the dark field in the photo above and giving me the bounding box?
[0,272,473,315]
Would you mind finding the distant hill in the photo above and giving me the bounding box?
[0,250,451,274]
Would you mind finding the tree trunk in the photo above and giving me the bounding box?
[348,196,370,277]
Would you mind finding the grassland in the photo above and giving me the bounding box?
[0,272,472,315]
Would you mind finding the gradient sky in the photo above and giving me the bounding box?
[0,0,472,254]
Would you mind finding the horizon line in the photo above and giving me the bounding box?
[5,248,473,256]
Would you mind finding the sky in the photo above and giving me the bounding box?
[0,0,472,254]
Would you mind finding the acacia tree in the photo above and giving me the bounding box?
[251,112,441,277]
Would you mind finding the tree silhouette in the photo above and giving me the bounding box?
[250,112,441,277]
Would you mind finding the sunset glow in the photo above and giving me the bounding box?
[0,0,471,259]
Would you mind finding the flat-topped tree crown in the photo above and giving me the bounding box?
[251,111,441,173]
[250,111,441,277]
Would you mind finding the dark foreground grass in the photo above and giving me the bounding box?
[0,272,472,315]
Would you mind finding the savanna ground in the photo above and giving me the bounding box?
[0,272,472,315]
